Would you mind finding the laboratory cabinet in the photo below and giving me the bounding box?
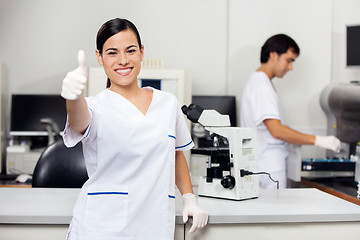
[1,188,360,240]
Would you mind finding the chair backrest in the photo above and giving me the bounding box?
[32,140,88,188]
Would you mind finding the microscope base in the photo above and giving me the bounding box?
[198,176,259,201]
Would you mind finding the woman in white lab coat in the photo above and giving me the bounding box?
[61,18,208,240]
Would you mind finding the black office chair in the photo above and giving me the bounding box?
[32,140,88,188]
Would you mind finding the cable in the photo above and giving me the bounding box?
[240,169,279,189]
[184,223,186,240]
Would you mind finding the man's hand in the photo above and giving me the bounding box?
[315,135,341,153]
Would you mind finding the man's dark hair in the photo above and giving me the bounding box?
[260,34,300,63]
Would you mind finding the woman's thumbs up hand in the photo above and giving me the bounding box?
[61,50,88,100]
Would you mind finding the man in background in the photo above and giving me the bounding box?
[240,34,340,189]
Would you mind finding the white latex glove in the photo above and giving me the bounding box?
[61,50,88,100]
[314,135,341,153]
[182,193,208,234]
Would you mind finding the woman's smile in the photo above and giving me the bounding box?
[116,67,133,76]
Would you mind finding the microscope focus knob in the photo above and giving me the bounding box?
[221,175,236,189]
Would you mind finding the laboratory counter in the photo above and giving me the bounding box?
[1,188,360,240]
[300,177,360,206]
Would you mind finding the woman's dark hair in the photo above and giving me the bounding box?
[96,18,142,88]
[260,34,300,63]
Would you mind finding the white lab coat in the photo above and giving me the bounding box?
[63,87,194,240]
[240,71,288,189]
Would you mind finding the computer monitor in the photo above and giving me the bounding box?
[10,94,67,136]
[191,95,237,126]
[190,95,237,148]
[347,25,360,66]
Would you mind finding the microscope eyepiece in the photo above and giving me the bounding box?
[181,104,204,123]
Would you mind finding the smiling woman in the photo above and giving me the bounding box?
[96,29,144,98]
[95,18,143,90]
[60,18,208,240]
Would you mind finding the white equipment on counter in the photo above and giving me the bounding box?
[6,144,42,174]
[182,104,259,201]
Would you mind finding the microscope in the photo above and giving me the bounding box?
[182,104,259,201]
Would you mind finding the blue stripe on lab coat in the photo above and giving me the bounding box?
[168,135,193,149]
[88,192,128,196]
[168,135,176,139]
[175,140,193,149]
[175,140,192,149]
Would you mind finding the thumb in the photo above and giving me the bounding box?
[77,49,87,76]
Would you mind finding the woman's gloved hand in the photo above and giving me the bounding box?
[315,135,341,153]
[182,193,208,234]
[61,50,88,100]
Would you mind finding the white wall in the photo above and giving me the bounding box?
[0,0,227,95]
[0,0,359,158]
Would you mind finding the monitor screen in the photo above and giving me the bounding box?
[347,25,360,66]
[140,79,162,90]
[192,95,237,127]
[10,94,67,136]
